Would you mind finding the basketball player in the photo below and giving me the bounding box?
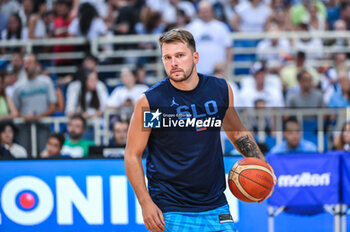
[124,29,276,232]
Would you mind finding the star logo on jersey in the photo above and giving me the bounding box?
[143,109,162,128]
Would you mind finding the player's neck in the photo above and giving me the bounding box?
[170,72,200,91]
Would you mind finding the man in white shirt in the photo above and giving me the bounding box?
[295,23,324,60]
[232,0,271,32]
[107,67,149,109]
[146,0,196,24]
[186,0,232,75]
[239,61,284,107]
[256,23,291,67]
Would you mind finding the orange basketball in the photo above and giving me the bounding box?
[228,157,274,202]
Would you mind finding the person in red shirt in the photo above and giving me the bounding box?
[52,0,74,66]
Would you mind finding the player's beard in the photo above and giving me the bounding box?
[168,62,195,83]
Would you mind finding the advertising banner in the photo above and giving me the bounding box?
[0,158,239,232]
[342,153,350,204]
[268,153,340,207]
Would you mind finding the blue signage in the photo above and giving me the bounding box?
[1,153,348,232]
[0,159,149,232]
[0,158,241,232]
[342,153,350,204]
[268,153,340,207]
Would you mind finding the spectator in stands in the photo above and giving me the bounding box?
[1,13,28,53]
[112,0,137,36]
[68,3,107,40]
[266,0,292,31]
[34,59,65,115]
[135,7,165,56]
[165,8,190,31]
[61,114,95,158]
[326,0,342,30]
[305,1,328,31]
[105,0,121,30]
[339,2,350,30]
[330,19,350,48]
[7,52,27,85]
[69,2,109,55]
[187,0,232,75]
[40,132,65,158]
[331,52,347,77]
[2,71,17,99]
[80,54,98,73]
[107,67,148,109]
[146,0,196,26]
[135,7,165,36]
[12,53,57,156]
[335,121,350,151]
[28,0,49,39]
[231,0,272,32]
[65,70,108,119]
[0,71,18,120]
[219,0,239,25]
[280,51,319,93]
[0,144,13,160]
[52,0,74,66]
[239,61,284,107]
[322,52,348,104]
[0,0,21,22]
[269,116,317,154]
[1,13,27,40]
[0,121,27,158]
[71,0,108,20]
[111,0,138,64]
[18,0,34,27]
[328,70,350,108]
[134,64,148,85]
[294,23,323,60]
[286,69,324,108]
[256,22,291,67]
[58,54,98,86]
[289,0,326,27]
[112,120,129,146]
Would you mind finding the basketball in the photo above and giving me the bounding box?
[228,157,274,202]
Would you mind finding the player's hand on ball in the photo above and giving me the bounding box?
[229,158,275,203]
[258,163,277,203]
[142,199,165,232]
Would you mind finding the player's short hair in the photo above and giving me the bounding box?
[158,29,196,52]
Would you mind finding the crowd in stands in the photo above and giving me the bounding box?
[0,0,349,159]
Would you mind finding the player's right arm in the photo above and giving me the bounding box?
[124,94,165,232]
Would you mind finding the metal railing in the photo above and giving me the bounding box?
[1,31,349,83]
[12,116,102,157]
[11,107,348,157]
[239,107,349,152]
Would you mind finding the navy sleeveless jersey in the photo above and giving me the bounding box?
[144,74,229,213]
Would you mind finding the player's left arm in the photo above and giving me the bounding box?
[222,81,266,162]
[223,82,276,202]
